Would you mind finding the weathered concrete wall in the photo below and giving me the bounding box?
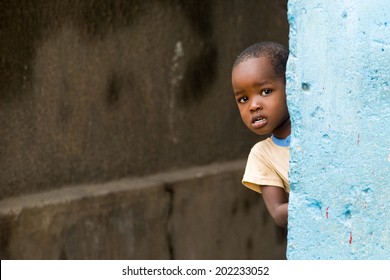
[0,161,287,259]
[287,0,390,259]
[0,0,288,198]
[0,1,289,259]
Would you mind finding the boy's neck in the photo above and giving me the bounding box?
[272,116,291,139]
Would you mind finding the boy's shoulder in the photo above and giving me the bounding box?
[251,137,273,150]
[251,136,289,157]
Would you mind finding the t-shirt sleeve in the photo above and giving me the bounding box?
[242,146,284,193]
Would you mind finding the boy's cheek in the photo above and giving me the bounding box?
[238,112,248,126]
[239,111,247,123]
[240,108,249,119]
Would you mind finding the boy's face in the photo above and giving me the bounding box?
[232,57,290,138]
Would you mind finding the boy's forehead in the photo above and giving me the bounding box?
[231,56,284,90]
[240,56,271,67]
[233,56,274,77]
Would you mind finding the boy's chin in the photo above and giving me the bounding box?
[251,130,271,136]
[245,124,272,136]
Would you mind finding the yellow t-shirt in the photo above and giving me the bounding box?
[242,137,290,193]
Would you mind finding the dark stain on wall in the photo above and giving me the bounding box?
[180,43,218,104]
[178,0,217,104]
[0,218,11,259]
[78,0,146,38]
[0,0,38,102]
[106,72,122,106]
[178,0,213,38]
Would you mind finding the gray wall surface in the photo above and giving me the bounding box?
[0,161,287,259]
[0,0,289,259]
[1,0,288,198]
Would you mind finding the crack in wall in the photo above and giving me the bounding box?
[164,184,175,260]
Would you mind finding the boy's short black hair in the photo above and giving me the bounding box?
[233,42,288,78]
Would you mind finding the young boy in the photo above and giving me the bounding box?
[231,42,290,227]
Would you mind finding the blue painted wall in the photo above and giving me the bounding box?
[287,0,390,259]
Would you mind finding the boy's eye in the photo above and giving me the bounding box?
[261,89,272,96]
[237,96,248,104]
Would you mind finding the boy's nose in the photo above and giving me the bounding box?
[250,97,262,111]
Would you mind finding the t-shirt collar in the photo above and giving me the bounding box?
[271,134,291,147]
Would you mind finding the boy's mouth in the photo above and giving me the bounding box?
[252,115,267,129]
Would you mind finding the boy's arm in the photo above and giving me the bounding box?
[261,185,288,228]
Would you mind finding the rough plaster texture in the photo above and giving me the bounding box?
[0,0,288,199]
[287,0,390,259]
[0,161,287,260]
